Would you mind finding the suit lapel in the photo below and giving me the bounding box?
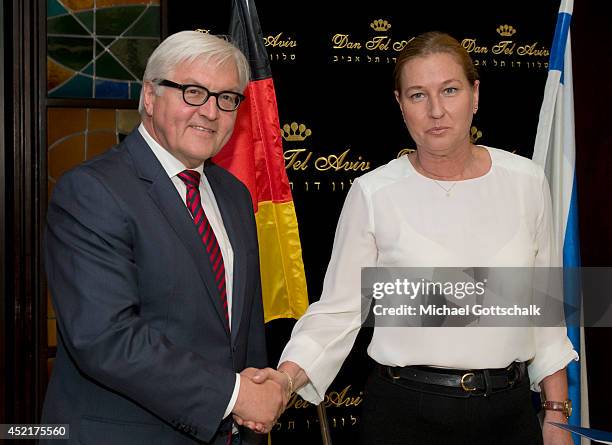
[205,166,247,345]
[124,131,230,335]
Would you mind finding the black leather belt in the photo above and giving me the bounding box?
[379,362,525,397]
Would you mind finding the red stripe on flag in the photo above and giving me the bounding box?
[213,78,292,209]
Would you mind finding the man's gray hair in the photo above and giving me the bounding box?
[138,30,250,116]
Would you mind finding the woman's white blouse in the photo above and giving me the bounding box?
[280,146,578,404]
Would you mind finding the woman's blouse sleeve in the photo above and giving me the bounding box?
[279,178,377,403]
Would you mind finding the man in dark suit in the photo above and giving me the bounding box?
[42,31,286,444]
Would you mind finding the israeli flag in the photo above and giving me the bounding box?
[533,0,588,443]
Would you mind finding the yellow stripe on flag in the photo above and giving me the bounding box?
[255,201,309,322]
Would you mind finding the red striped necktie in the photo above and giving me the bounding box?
[177,169,229,331]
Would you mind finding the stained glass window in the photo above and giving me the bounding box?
[47,107,141,198]
[47,0,160,99]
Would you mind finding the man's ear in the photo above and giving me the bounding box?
[143,81,157,117]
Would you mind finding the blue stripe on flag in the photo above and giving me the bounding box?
[550,12,572,72]
[563,175,580,268]
[567,327,581,435]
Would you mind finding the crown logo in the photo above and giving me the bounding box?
[496,25,516,37]
[281,122,312,142]
[195,28,210,34]
[370,19,391,32]
[470,126,483,143]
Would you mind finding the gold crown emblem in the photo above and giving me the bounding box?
[470,126,483,143]
[370,19,391,32]
[281,122,312,142]
[195,28,210,34]
[496,25,516,37]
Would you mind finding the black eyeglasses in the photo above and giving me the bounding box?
[156,79,246,112]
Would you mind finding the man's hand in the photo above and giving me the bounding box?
[232,369,285,434]
[251,368,292,401]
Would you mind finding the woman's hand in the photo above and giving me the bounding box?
[542,411,573,445]
[540,369,573,445]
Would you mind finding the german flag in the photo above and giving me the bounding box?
[213,0,308,322]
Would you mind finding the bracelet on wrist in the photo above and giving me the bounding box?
[279,370,294,397]
[542,399,572,419]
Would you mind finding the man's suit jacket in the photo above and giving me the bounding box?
[42,129,267,444]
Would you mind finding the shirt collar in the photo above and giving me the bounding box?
[138,123,204,179]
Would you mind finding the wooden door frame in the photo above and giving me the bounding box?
[2,0,47,425]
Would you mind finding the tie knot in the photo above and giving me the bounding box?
[178,169,201,188]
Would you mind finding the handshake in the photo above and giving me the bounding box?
[232,362,305,434]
